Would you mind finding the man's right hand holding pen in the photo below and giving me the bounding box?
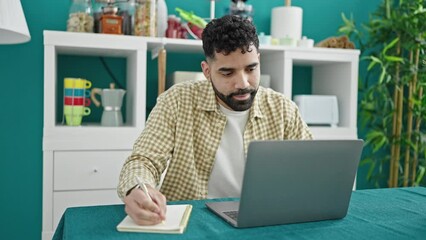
[123,177,167,225]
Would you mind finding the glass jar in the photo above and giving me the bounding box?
[117,0,135,35]
[93,0,108,33]
[66,0,94,32]
[134,0,157,37]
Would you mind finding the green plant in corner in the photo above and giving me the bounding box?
[339,0,426,188]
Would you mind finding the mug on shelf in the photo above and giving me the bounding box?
[63,106,91,126]
[64,96,91,106]
[64,88,91,97]
[64,78,92,89]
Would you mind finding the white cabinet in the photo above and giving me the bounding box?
[42,150,129,240]
[42,31,149,240]
[42,31,359,239]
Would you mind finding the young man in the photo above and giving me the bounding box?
[117,15,313,225]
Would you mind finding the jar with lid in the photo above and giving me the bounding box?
[93,0,108,33]
[134,0,157,37]
[117,0,135,35]
[66,0,94,32]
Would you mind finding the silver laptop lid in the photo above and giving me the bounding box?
[236,139,363,228]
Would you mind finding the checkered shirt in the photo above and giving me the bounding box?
[117,80,313,201]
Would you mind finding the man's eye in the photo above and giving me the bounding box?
[221,72,232,76]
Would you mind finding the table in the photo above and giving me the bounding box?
[53,187,426,240]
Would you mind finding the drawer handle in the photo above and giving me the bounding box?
[93,168,98,173]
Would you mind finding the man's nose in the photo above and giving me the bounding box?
[234,72,250,89]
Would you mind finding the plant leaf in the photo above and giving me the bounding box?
[382,37,399,55]
[384,56,404,63]
[370,56,382,64]
[367,60,378,71]
[415,166,425,186]
[379,67,387,84]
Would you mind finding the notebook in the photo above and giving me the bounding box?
[117,204,193,234]
[206,139,364,228]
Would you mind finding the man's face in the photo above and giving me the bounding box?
[201,46,260,111]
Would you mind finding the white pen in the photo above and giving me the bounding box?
[135,176,165,224]
[136,176,152,201]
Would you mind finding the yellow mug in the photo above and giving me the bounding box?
[64,78,92,89]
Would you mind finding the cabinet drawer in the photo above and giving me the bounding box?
[53,190,122,229]
[54,150,131,191]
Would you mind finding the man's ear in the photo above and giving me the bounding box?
[201,61,210,81]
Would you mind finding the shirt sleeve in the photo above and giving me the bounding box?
[117,91,177,200]
[285,100,314,140]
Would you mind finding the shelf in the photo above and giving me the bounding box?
[44,31,145,57]
[43,30,147,139]
[43,30,359,142]
[44,30,360,57]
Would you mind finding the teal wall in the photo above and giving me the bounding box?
[0,0,381,239]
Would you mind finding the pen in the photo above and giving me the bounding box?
[136,176,152,201]
[135,176,165,224]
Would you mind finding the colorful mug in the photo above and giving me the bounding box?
[64,88,91,97]
[64,105,91,115]
[63,106,91,126]
[64,78,92,89]
[64,96,91,106]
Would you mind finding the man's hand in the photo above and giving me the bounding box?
[123,184,167,225]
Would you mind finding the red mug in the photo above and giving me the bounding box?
[64,96,91,106]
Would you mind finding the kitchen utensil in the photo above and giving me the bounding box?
[91,83,126,126]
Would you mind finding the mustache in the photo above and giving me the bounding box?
[229,88,256,97]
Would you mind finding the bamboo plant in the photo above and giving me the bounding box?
[339,0,426,187]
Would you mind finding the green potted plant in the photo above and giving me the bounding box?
[339,0,426,188]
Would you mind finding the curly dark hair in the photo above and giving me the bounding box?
[202,15,259,60]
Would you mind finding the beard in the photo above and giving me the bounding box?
[210,78,258,111]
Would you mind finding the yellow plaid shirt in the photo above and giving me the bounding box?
[117,80,313,201]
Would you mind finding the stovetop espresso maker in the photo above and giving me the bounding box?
[90,83,126,126]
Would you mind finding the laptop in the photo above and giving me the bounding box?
[205,139,364,228]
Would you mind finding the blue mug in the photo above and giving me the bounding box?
[64,88,90,97]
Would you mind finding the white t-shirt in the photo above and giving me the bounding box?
[207,104,250,198]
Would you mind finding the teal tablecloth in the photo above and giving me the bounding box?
[53,187,426,240]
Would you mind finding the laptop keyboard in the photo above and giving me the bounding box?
[223,211,239,221]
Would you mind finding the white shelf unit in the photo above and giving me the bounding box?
[42,31,148,239]
[42,31,359,239]
[43,31,147,150]
[261,46,359,139]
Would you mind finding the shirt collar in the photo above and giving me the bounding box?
[197,80,218,111]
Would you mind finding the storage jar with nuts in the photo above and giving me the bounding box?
[67,0,94,33]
